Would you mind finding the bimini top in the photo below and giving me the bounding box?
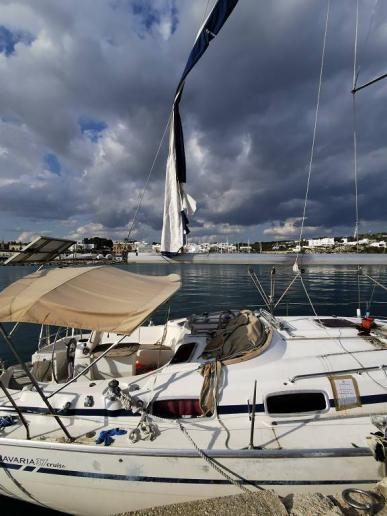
[0,266,181,334]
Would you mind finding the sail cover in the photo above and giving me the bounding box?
[161,0,239,255]
[0,266,180,334]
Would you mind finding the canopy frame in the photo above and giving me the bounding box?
[0,324,73,441]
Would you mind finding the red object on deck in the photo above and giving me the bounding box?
[361,316,374,330]
[152,399,203,418]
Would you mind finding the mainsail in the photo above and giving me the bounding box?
[161,0,239,255]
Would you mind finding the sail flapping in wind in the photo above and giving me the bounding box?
[161,0,239,255]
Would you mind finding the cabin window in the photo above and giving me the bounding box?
[265,391,328,416]
[151,399,203,419]
[170,342,196,364]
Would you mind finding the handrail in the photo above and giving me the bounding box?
[0,324,73,441]
[47,334,127,399]
[289,364,387,383]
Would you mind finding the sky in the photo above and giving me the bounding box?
[0,0,386,244]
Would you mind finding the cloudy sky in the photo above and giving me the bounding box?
[0,0,386,244]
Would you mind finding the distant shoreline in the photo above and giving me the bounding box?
[126,252,387,265]
[2,252,387,267]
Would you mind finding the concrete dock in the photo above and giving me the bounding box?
[121,481,387,515]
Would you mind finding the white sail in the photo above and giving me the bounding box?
[161,112,184,254]
[161,110,197,255]
[160,0,238,255]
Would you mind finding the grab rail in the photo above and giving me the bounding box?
[290,364,387,383]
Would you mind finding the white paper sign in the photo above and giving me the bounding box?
[330,376,361,411]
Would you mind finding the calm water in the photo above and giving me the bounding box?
[0,262,387,365]
[0,262,387,513]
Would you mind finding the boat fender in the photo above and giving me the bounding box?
[0,415,18,430]
[342,488,384,512]
[96,428,127,446]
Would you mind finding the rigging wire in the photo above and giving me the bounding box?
[350,0,387,301]
[126,113,171,242]
[367,283,376,313]
[274,273,300,309]
[351,2,387,95]
[248,269,271,310]
[363,273,387,294]
[295,0,330,265]
[299,275,387,393]
[275,0,330,313]
[352,0,361,314]
[201,0,212,28]
[356,0,379,87]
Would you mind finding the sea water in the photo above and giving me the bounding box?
[0,262,386,513]
[0,263,386,365]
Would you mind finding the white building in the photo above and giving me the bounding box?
[370,241,387,248]
[341,238,356,247]
[307,238,335,248]
[69,242,95,252]
[239,245,252,253]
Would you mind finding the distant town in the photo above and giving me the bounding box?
[1,233,386,263]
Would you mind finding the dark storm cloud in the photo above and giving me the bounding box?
[0,0,386,242]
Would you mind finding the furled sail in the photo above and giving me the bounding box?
[161,0,239,255]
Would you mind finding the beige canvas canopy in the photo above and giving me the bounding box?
[0,266,181,334]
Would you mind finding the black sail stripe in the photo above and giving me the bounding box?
[176,0,239,96]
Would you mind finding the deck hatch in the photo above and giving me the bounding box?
[316,319,356,328]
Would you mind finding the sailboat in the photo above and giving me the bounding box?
[0,1,387,514]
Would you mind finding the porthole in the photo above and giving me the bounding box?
[265,391,328,416]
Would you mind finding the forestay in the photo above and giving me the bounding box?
[0,266,180,334]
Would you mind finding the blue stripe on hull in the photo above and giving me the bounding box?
[0,460,377,486]
[1,393,387,418]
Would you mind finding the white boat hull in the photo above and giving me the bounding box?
[0,440,382,515]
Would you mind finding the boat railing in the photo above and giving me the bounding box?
[0,370,30,439]
[0,323,73,441]
[252,300,387,317]
[38,326,88,349]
